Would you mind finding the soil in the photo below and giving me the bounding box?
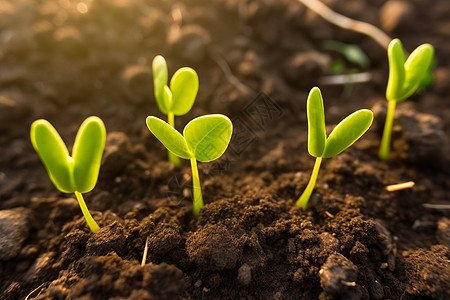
[1,0,449,299]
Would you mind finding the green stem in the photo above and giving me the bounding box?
[167,111,181,166]
[75,191,100,233]
[190,157,203,217]
[296,156,323,210]
[379,100,397,161]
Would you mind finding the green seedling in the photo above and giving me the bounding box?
[322,40,370,69]
[152,55,199,166]
[379,39,434,161]
[146,114,232,217]
[296,87,373,209]
[30,116,106,233]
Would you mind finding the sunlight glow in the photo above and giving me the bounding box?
[76,2,89,14]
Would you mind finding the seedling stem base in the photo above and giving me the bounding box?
[75,191,100,233]
[379,100,397,161]
[296,156,323,209]
[190,157,203,217]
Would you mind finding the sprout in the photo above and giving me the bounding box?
[152,55,199,166]
[296,87,373,209]
[379,39,434,161]
[322,40,370,69]
[146,114,233,217]
[30,116,106,233]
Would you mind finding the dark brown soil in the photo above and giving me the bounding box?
[1,0,449,299]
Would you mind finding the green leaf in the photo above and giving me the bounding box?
[386,39,435,102]
[152,55,170,114]
[322,109,373,158]
[30,120,75,193]
[307,87,326,157]
[322,40,370,69]
[170,67,199,116]
[183,114,233,162]
[72,116,106,193]
[386,39,406,102]
[399,43,434,101]
[344,44,370,69]
[146,116,192,159]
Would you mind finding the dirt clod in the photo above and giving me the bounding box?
[319,253,359,298]
[0,208,31,260]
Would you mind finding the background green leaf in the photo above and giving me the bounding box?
[30,120,75,193]
[322,109,373,158]
[307,87,326,157]
[386,39,406,102]
[146,116,192,159]
[398,43,434,101]
[170,67,199,116]
[72,116,106,193]
[183,114,232,162]
[322,40,370,69]
[152,55,169,114]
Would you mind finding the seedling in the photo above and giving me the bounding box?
[296,87,373,209]
[321,40,372,95]
[378,39,434,161]
[30,116,106,233]
[322,40,370,69]
[152,55,199,166]
[146,114,232,217]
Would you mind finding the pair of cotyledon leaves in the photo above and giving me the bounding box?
[386,39,434,102]
[30,117,106,194]
[146,114,233,163]
[152,55,199,116]
[31,112,232,193]
[307,87,373,158]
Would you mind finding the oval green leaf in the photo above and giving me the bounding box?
[30,119,75,193]
[72,116,106,193]
[170,67,199,116]
[307,87,326,157]
[386,39,406,102]
[146,116,192,159]
[183,114,233,162]
[322,109,373,158]
[152,55,169,114]
[399,43,434,101]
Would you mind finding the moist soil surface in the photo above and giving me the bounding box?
[1,0,449,299]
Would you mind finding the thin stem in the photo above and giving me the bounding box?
[318,72,372,86]
[168,111,175,130]
[25,283,45,300]
[379,100,397,161]
[297,0,391,49]
[141,236,149,267]
[190,157,203,217]
[422,203,450,210]
[167,111,181,166]
[296,157,323,210]
[74,191,100,233]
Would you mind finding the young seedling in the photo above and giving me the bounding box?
[146,114,232,217]
[296,87,373,209]
[152,55,199,166]
[30,116,106,233]
[379,39,434,161]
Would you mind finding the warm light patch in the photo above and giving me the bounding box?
[76,2,89,14]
